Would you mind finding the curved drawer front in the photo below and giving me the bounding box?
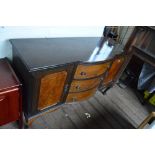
[74,62,110,79]
[66,88,97,103]
[69,77,102,93]
[104,57,125,85]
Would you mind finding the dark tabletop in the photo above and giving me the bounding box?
[10,37,124,71]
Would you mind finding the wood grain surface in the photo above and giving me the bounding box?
[69,77,101,93]
[0,88,19,126]
[38,71,67,110]
[66,88,97,103]
[74,62,110,79]
[104,57,125,85]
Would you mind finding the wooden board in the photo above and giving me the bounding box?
[38,71,67,110]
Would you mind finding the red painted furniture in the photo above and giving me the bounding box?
[0,58,23,128]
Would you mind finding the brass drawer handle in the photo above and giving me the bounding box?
[75,85,80,90]
[80,72,87,76]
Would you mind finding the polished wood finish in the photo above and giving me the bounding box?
[66,88,97,103]
[103,56,125,86]
[0,88,19,125]
[10,38,101,70]
[69,77,101,93]
[74,62,110,79]
[10,37,128,127]
[0,58,22,128]
[38,71,67,110]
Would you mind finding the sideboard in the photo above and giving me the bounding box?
[10,37,129,127]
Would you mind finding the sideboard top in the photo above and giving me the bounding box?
[10,37,123,71]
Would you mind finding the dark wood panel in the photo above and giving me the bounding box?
[74,62,110,79]
[38,71,67,110]
[10,38,101,71]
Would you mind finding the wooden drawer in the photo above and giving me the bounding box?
[74,62,110,79]
[104,57,125,85]
[66,88,97,103]
[0,88,20,126]
[69,77,102,93]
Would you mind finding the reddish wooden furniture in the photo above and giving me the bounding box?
[0,58,23,128]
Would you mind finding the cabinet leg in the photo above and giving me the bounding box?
[24,118,34,129]
[18,112,24,129]
[18,119,23,129]
[23,116,29,129]
[16,113,24,129]
[24,119,29,129]
[101,86,112,95]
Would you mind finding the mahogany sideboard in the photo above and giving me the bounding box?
[0,58,23,128]
[10,37,129,127]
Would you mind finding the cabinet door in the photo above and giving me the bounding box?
[38,71,67,110]
[103,56,125,85]
[0,89,19,126]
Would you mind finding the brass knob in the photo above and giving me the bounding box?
[76,85,80,90]
[80,72,87,76]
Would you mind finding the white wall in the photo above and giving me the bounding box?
[0,26,104,60]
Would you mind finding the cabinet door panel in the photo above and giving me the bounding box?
[103,57,125,85]
[38,71,67,110]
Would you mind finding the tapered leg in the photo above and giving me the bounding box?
[100,86,112,95]
[18,113,23,129]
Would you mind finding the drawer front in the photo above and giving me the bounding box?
[69,77,102,93]
[104,57,125,85]
[74,62,110,79]
[0,89,20,126]
[38,71,67,110]
[66,88,97,103]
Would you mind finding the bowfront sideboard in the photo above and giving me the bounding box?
[10,37,129,127]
